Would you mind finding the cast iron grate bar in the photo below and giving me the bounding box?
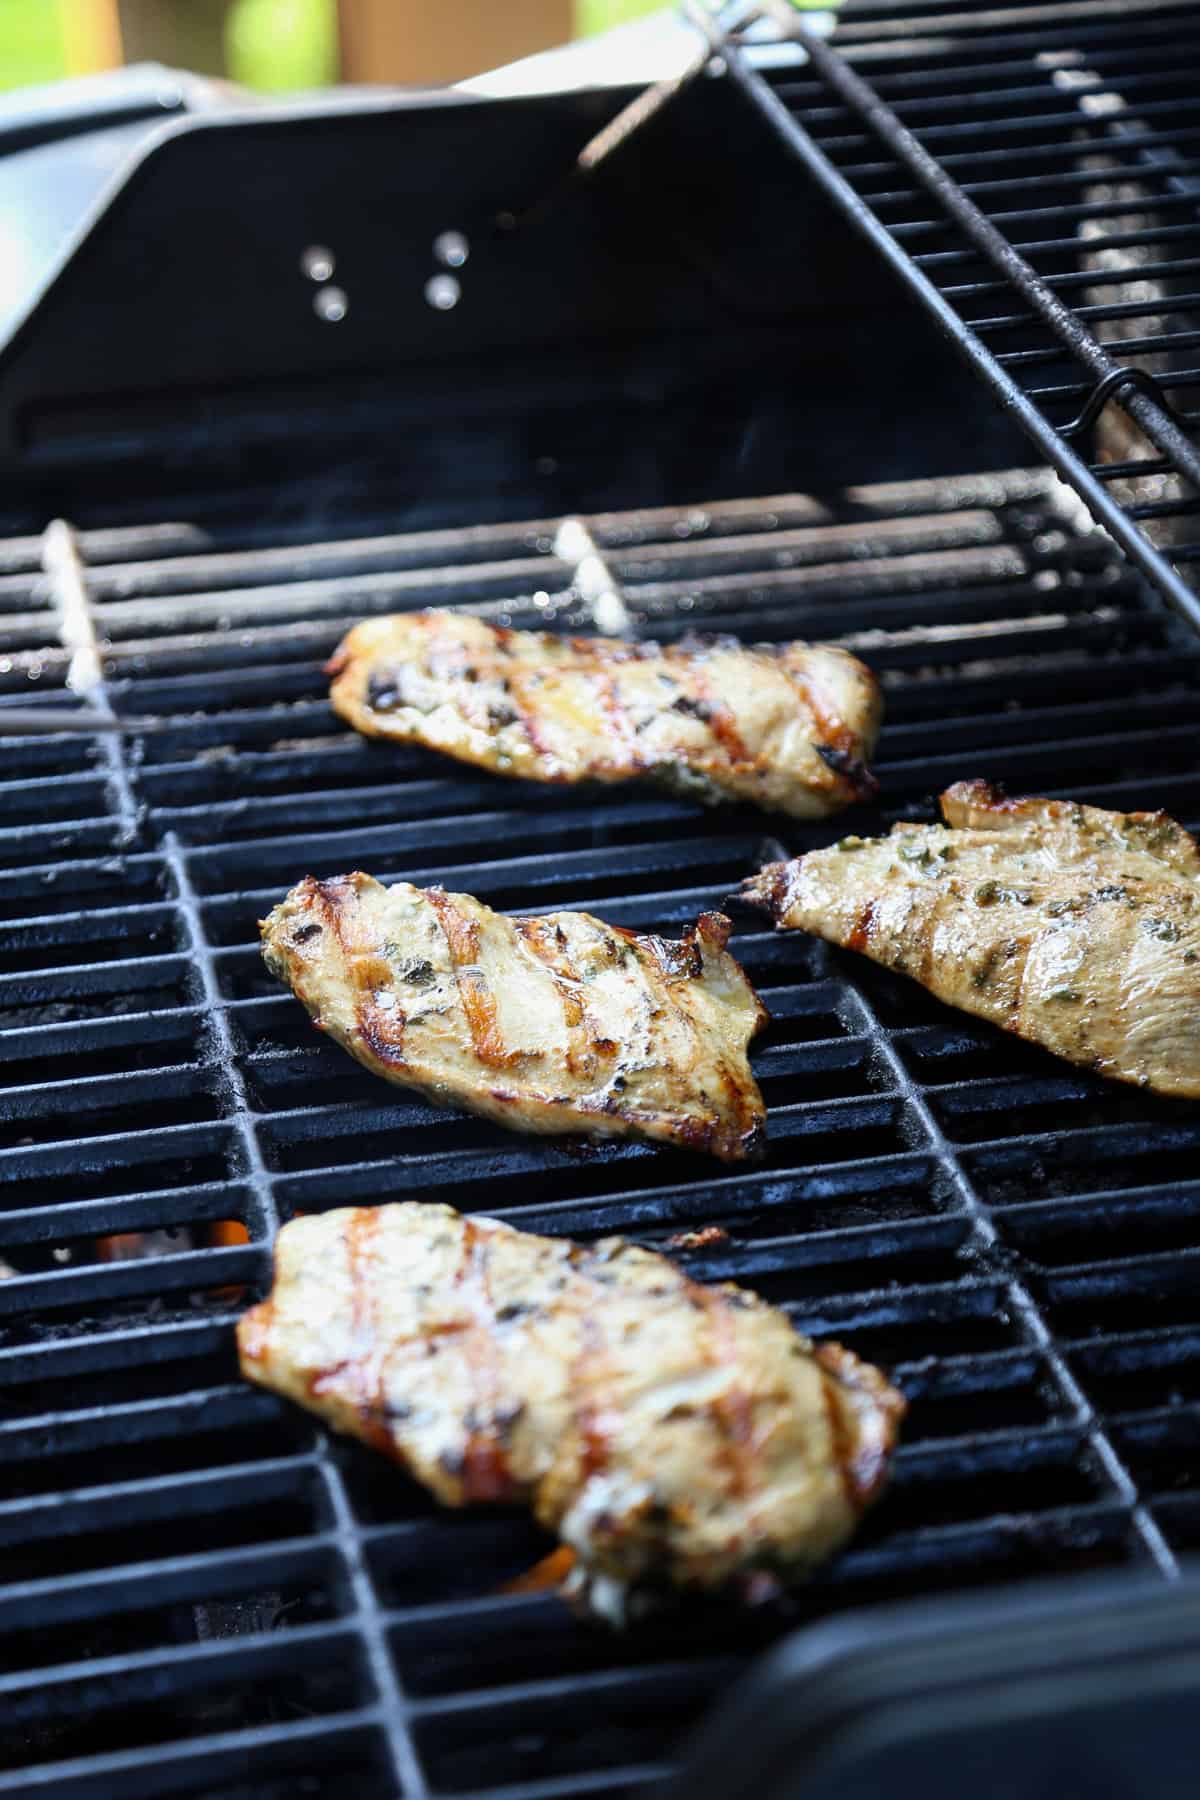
[697,0,1200,629]
[2,473,1199,1792]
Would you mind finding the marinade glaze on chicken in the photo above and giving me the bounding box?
[745,781,1200,1097]
[261,874,769,1160]
[327,610,881,818]
[238,1204,905,1615]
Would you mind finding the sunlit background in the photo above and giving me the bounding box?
[0,0,664,92]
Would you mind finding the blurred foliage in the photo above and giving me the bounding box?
[0,0,665,93]
[0,0,67,88]
[226,0,337,89]
[576,0,661,31]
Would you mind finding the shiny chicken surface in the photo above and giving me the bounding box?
[744,780,1200,1097]
[327,610,881,818]
[238,1203,905,1612]
[261,874,768,1160]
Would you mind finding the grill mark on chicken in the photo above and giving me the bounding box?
[238,1203,905,1610]
[686,666,751,768]
[502,667,556,764]
[573,1298,615,1484]
[744,781,1200,1100]
[327,610,882,819]
[697,1286,758,1502]
[261,877,768,1159]
[453,1221,518,1502]
[310,875,411,1066]
[311,876,352,956]
[310,1208,395,1457]
[512,916,596,1076]
[590,670,639,772]
[426,886,522,1071]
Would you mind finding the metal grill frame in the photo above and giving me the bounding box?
[698,0,1200,631]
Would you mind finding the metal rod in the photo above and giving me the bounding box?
[690,3,1200,635]
[0,709,139,736]
[498,41,713,233]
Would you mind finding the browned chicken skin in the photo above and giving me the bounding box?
[327,610,881,818]
[261,874,769,1160]
[238,1203,905,1616]
[744,781,1200,1097]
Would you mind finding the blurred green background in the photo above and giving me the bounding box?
[0,0,665,92]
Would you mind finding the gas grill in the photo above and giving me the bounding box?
[1,2,1200,1796]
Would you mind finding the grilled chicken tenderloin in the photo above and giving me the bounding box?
[238,1203,905,1617]
[261,874,768,1160]
[327,610,881,818]
[744,781,1200,1097]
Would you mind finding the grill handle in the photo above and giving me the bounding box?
[662,1569,1200,1800]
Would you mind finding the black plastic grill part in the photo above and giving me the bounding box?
[701,0,1200,628]
[0,467,1198,1794]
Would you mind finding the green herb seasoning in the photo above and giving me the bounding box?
[974,880,1032,907]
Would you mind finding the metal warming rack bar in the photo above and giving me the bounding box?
[1,471,1199,1793]
[698,0,1200,630]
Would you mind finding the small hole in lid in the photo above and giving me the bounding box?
[302,245,335,281]
[314,286,348,322]
[425,274,461,311]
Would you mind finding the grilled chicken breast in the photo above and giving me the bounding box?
[261,874,768,1160]
[238,1203,904,1614]
[744,780,1200,1097]
[327,610,881,818]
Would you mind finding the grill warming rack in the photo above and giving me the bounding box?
[0,471,1198,1794]
[697,0,1200,630]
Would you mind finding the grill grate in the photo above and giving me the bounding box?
[703,0,1200,626]
[2,471,1200,1794]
